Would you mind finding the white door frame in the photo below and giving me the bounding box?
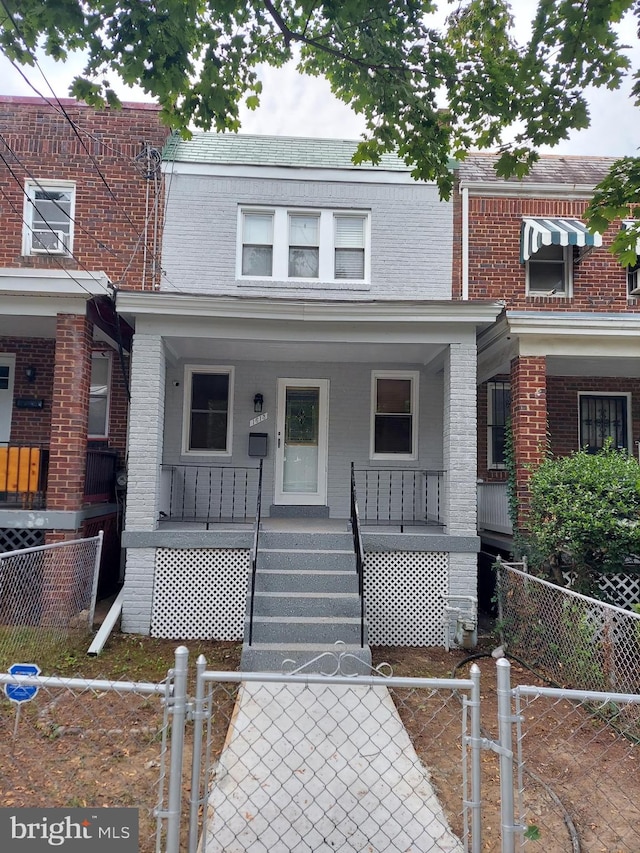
[274,378,329,506]
[0,354,16,443]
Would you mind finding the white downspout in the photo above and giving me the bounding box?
[461,185,469,300]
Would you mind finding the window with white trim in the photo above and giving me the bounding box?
[370,371,418,459]
[23,180,75,256]
[578,393,629,453]
[628,262,639,296]
[487,380,511,468]
[238,207,370,283]
[88,352,111,438]
[526,244,572,295]
[183,366,234,455]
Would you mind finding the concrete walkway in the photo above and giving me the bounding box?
[202,680,463,853]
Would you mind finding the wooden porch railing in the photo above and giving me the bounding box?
[477,481,512,534]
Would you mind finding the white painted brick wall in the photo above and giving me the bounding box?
[161,174,453,300]
[443,342,477,535]
[121,548,155,634]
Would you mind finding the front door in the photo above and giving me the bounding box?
[275,379,329,505]
[0,355,15,443]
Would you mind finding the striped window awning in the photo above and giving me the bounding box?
[520,217,602,262]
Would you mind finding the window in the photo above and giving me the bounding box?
[23,180,75,256]
[183,366,234,455]
[238,207,369,283]
[628,262,639,296]
[370,371,418,459]
[527,244,571,295]
[487,381,511,468]
[579,393,629,453]
[88,353,111,438]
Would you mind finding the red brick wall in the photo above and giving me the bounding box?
[461,194,638,313]
[510,356,547,526]
[0,337,54,443]
[0,97,169,291]
[47,314,92,511]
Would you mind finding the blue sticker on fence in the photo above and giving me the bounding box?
[5,663,41,704]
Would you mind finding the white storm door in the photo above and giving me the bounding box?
[0,355,15,443]
[275,379,329,505]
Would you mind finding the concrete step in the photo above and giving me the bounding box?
[258,530,353,551]
[240,642,372,674]
[251,591,362,618]
[257,548,356,571]
[248,615,365,645]
[253,569,358,594]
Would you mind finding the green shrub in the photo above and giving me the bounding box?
[523,443,640,595]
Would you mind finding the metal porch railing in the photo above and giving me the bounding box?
[247,459,264,646]
[350,462,366,648]
[352,467,444,529]
[161,464,261,526]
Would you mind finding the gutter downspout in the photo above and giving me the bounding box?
[461,185,469,300]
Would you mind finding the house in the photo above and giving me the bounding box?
[0,96,169,599]
[459,154,640,572]
[115,134,502,666]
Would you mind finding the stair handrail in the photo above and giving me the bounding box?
[350,462,366,648]
[248,458,264,646]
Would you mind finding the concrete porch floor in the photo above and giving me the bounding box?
[202,679,463,853]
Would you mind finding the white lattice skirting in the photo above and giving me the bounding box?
[151,548,249,640]
[364,551,449,647]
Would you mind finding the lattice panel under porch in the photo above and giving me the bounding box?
[151,548,249,640]
[597,573,640,610]
[0,527,46,553]
[364,551,448,647]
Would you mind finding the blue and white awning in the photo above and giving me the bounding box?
[520,218,602,262]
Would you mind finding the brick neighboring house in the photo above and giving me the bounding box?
[458,154,640,578]
[114,133,502,663]
[0,96,169,595]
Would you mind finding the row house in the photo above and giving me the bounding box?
[0,96,169,597]
[115,134,502,668]
[459,155,640,591]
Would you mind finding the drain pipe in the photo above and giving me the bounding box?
[87,588,124,656]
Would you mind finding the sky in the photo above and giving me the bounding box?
[0,3,638,158]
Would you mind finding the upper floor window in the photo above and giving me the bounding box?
[370,370,418,460]
[628,262,639,296]
[23,180,75,256]
[182,366,234,455]
[239,207,370,283]
[88,352,111,438]
[526,244,572,296]
[487,380,511,468]
[578,393,630,454]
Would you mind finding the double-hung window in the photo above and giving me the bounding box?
[487,381,511,468]
[183,366,234,455]
[578,393,629,453]
[239,207,369,283]
[628,262,640,296]
[88,353,111,438]
[526,244,571,295]
[370,371,418,460]
[23,180,75,256]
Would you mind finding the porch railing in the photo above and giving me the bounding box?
[352,467,445,529]
[350,463,366,648]
[0,443,48,509]
[477,481,512,535]
[161,464,261,526]
[84,448,118,503]
[247,460,264,646]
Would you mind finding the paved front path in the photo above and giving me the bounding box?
[202,681,463,853]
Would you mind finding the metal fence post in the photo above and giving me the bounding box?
[88,530,103,631]
[469,662,482,853]
[188,654,207,853]
[165,646,189,853]
[496,658,516,853]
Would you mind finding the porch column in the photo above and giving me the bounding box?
[510,355,547,530]
[443,341,477,536]
[42,313,92,623]
[122,333,166,634]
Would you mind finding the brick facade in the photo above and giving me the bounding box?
[510,356,548,526]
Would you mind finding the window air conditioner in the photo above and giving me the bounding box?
[629,286,640,296]
[31,229,67,254]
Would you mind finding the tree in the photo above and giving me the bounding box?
[0,1,638,255]
[524,444,640,596]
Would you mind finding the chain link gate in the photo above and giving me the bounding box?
[182,655,483,853]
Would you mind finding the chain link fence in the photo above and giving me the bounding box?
[0,534,103,669]
[497,558,640,693]
[0,659,176,853]
[189,658,482,853]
